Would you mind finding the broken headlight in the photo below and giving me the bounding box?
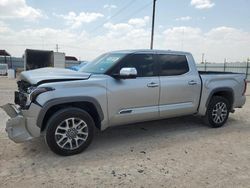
[28,87,55,103]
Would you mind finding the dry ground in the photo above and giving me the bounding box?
[0,77,249,188]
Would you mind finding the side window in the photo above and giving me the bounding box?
[114,54,156,77]
[159,54,189,76]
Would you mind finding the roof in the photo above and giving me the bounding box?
[109,49,191,55]
[25,49,53,53]
[0,50,11,56]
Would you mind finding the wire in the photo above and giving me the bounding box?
[108,0,136,20]
[89,0,152,35]
[116,1,152,23]
[1,1,153,54]
[89,0,136,33]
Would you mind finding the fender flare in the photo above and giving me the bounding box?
[36,96,104,128]
[205,87,235,108]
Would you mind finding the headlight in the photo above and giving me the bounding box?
[27,86,37,94]
[29,87,55,102]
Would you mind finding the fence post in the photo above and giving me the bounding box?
[246,61,249,81]
[204,62,207,71]
[223,62,226,72]
[10,56,13,69]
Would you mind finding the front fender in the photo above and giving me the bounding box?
[36,96,104,128]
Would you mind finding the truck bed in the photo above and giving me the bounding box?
[197,71,246,115]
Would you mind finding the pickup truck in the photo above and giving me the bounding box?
[2,50,247,156]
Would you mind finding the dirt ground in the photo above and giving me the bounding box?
[0,77,249,188]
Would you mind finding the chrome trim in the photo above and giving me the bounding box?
[120,67,137,77]
[119,109,133,114]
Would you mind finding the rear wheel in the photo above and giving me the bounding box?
[45,107,94,156]
[204,96,230,128]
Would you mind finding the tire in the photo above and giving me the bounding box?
[45,107,94,156]
[203,96,230,128]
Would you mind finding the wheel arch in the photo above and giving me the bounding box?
[206,87,234,111]
[37,97,104,132]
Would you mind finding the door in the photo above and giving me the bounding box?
[107,53,160,126]
[158,54,201,118]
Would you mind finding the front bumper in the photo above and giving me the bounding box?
[1,103,42,143]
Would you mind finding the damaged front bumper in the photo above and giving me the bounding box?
[1,103,42,143]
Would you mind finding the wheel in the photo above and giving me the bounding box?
[203,96,230,128]
[45,107,94,156]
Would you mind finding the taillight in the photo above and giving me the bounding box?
[243,79,247,96]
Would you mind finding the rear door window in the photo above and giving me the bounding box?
[158,54,189,76]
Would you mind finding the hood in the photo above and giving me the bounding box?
[20,67,91,85]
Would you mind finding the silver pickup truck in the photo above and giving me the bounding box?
[2,50,247,156]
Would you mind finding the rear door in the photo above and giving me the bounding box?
[158,53,201,118]
[107,53,160,126]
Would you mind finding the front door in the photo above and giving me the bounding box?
[107,53,160,126]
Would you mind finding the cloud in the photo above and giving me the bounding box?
[128,16,150,27]
[103,16,150,38]
[0,21,11,33]
[104,22,133,32]
[103,4,117,9]
[0,16,249,62]
[0,0,43,20]
[163,26,202,39]
[103,16,150,33]
[175,16,192,21]
[190,0,215,9]
[160,26,250,62]
[54,11,104,29]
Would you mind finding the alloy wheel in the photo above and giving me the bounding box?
[212,102,228,124]
[55,117,88,150]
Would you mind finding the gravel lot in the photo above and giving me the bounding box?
[0,77,249,188]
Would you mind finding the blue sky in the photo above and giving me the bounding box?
[21,0,250,31]
[0,0,250,62]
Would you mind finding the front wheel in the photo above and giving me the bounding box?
[45,107,94,156]
[203,96,230,128]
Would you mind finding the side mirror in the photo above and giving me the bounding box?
[118,67,137,79]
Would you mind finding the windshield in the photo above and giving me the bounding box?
[79,53,126,74]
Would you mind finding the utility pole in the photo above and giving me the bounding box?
[224,58,227,72]
[150,0,157,50]
[246,58,249,81]
[55,44,59,52]
[201,53,205,63]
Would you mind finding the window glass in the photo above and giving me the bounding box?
[80,53,126,74]
[115,54,156,77]
[159,54,189,76]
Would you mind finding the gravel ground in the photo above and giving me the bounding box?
[0,77,249,188]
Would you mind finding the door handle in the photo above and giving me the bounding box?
[147,82,159,88]
[188,80,197,85]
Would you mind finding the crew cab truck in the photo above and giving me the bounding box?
[1,50,247,156]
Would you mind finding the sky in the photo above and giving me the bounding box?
[0,0,250,62]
